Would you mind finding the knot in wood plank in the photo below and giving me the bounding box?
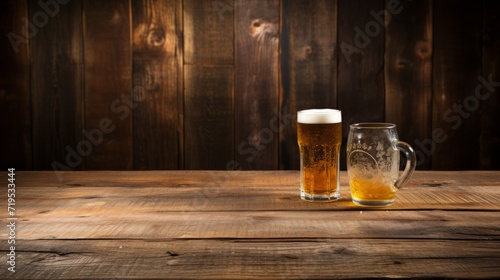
[294,44,317,61]
[133,23,167,56]
[146,27,166,49]
[415,40,431,59]
[303,45,313,58]
[249,18,278,42]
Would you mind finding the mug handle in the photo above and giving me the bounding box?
[394,141,417,189]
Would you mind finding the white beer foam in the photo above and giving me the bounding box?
[298,109,342,124]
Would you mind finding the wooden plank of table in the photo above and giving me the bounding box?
[12,171,500,211]
[184,66,234,169]
[280,0,338,170]
[15,210,500,240]
[384,0,433,169]
[83,0,133,170]
[3,171,500,279]
[432,0,482,170]
[30,0,85,170]
[234,0,279,170]
[5,239,500,279]
[132,0,182,169]
[0,0,31,170]
[10,171,500,213]
[481,0,500,169]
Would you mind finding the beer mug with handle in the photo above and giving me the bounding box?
[347,123,416,206]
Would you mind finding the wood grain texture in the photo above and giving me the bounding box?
[132,0,182,169]
[184,66,234,169]
[30,0,84,170]
[280,0,338,170]
[1,1,499,171]
[1,170,500,279]
[183,0,233,65]
[83,0,133,170]
[12,171,500,212]
[337,0,385,170]
[183,0,234,170]
[15,210,500,240]
[0,0,31,170]
[235,0,279,170]
[432,0,482,170]
[176,0,184,169]
[481,0,500,169]
[2,239,498,279]
[337,0,386,123]
[384,0,433,169]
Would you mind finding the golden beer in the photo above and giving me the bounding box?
[349,177,396,202]
[297,109,342,201]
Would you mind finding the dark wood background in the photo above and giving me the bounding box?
[1,0,499,171]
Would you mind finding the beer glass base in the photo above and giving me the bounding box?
[352,198,394,207]
[301,192,339,202]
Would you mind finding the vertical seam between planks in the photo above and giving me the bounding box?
[279,0,290,170]
[129,0,134,170]
[27,0,35,169]
[335,0,339,111]
[382,0,386,124]
[81,0,86,170]
[182,0,186,169]
[479,0,484,170]
[178,0,184,170]
[278,0,282,170]
[334,0,338,110]
[233,0,236,168]
[430,0,435,170]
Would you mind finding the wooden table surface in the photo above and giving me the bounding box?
[1,170,499,279]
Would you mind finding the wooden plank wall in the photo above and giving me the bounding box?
[84,0,133,170]
[132,0,182,170]
[337,0,385,170]
[0,1,31,170]
[385,0,433,169]
[433,0,482,170]
[1,0,499,172]
[281,0,337,170]
[29,0,85,171]
[235,0,279,170]
[482,0,500,169]
[184,0,234,169]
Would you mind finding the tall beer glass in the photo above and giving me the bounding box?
[297,109,342,201]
